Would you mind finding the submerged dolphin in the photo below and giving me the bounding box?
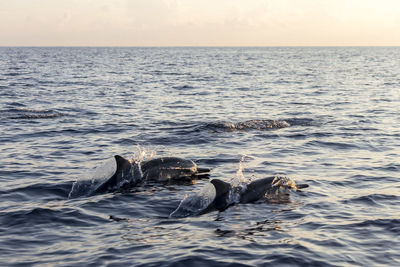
[90,155,210,196]
[170,176,308,217]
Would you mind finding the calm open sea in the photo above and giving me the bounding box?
[0,47,399,266]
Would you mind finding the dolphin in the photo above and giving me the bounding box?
[212,176,308,207]
[201,178,276,213]
[141,157,210,183]
[170,176,308,217]
[89,155,210,196]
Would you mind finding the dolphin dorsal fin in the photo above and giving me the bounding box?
[210,179,231,196]
[114,155,131,173]
[210,179,232,211]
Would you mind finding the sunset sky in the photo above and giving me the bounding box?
[1,0,399,46]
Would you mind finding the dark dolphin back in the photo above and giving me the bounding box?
[141,157,196,172]
[239,176,275,203]
[89,155,132,196]
[140,157,210,182]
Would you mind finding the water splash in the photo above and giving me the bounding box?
[231,155,249,186]
[232,120,290,130]
[230,155,256,203]
[169,183,216,218]
[269,175,299,195]
[203,119,291,132]
[68,158,117,198]
[131,144,158,163]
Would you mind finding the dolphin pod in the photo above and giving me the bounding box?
[81,153,308,218]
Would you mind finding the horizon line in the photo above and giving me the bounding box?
[1,45,399,48]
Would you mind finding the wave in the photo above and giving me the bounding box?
[230,71,252,76]
[342,193,398,206]
[138,118,316,145]
[0,181,73,202]
[0,107,64,120]
[340,218,400,234]
[200,118,314,132]
[172,85,195,90]
[206,120,290,131]
[306,140,359,150]
[0,207,107,228]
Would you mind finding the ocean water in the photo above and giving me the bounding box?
[0,47,399,266]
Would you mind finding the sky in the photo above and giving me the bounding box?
[0,0,399,46]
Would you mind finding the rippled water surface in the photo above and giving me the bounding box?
[0,47,399,266]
